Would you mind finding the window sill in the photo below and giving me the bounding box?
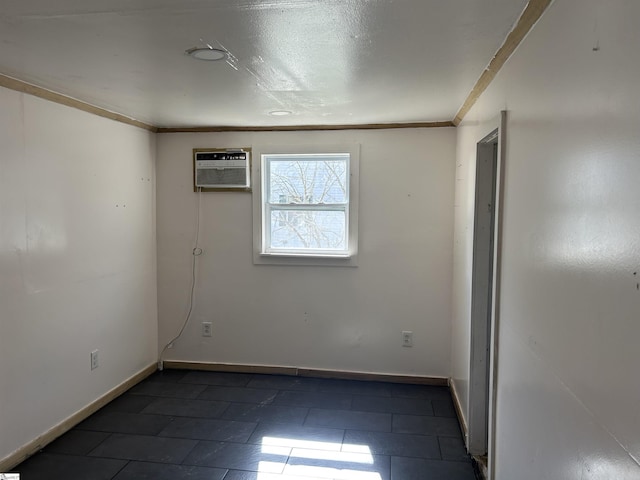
[253,251,358,267]
[260,252,351,258]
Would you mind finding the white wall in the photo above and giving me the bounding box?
[0,88,158,463]
[452,0,640,478]
[450,123,479,422]
[157,128,455,377]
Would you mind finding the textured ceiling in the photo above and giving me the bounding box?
[0,0,529,127]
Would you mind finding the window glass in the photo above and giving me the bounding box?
[267,155,348,204]
[264,153,349,255]
[269,210,346,250]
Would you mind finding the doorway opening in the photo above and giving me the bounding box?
[468,126,500,458]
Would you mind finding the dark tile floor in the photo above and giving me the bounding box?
[13,370,477,480]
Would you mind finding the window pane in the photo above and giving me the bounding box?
[270,209,346,250]
[268,155,348,204]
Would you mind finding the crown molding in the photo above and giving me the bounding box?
[0,74,157,132]
[453,0,553,125]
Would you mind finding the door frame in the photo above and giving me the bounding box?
[467,111,506,478]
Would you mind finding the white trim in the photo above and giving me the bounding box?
[467,112,506,470]
[252,144,360,267]
[468,126,498,454]
[259,252,351,259]
[487,111,507,480]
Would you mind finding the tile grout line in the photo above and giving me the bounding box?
[436,435,444,461]
[87,432,114,458]
[178,437,204,469]
[300,394,313,428]
[108,458,130,480]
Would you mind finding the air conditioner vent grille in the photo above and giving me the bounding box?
[196,167,246,186]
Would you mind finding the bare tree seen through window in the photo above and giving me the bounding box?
[267,155,348,251]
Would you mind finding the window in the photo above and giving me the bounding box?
[252,145,359,266]
[264,153,348,254]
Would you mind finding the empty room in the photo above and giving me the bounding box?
[1,0,638,479]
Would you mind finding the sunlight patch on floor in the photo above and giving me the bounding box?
[259,437,383,480]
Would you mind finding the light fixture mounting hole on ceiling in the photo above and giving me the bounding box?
[186,47,227,61]
[269,110,292,116]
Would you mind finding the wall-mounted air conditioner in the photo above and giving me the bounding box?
[193,148,251,192]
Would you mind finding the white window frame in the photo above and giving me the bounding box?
[252,144,359,267]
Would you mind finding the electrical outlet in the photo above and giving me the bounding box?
[202,322,212,337]
[402,331,413,347]
[91,349,99,370]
